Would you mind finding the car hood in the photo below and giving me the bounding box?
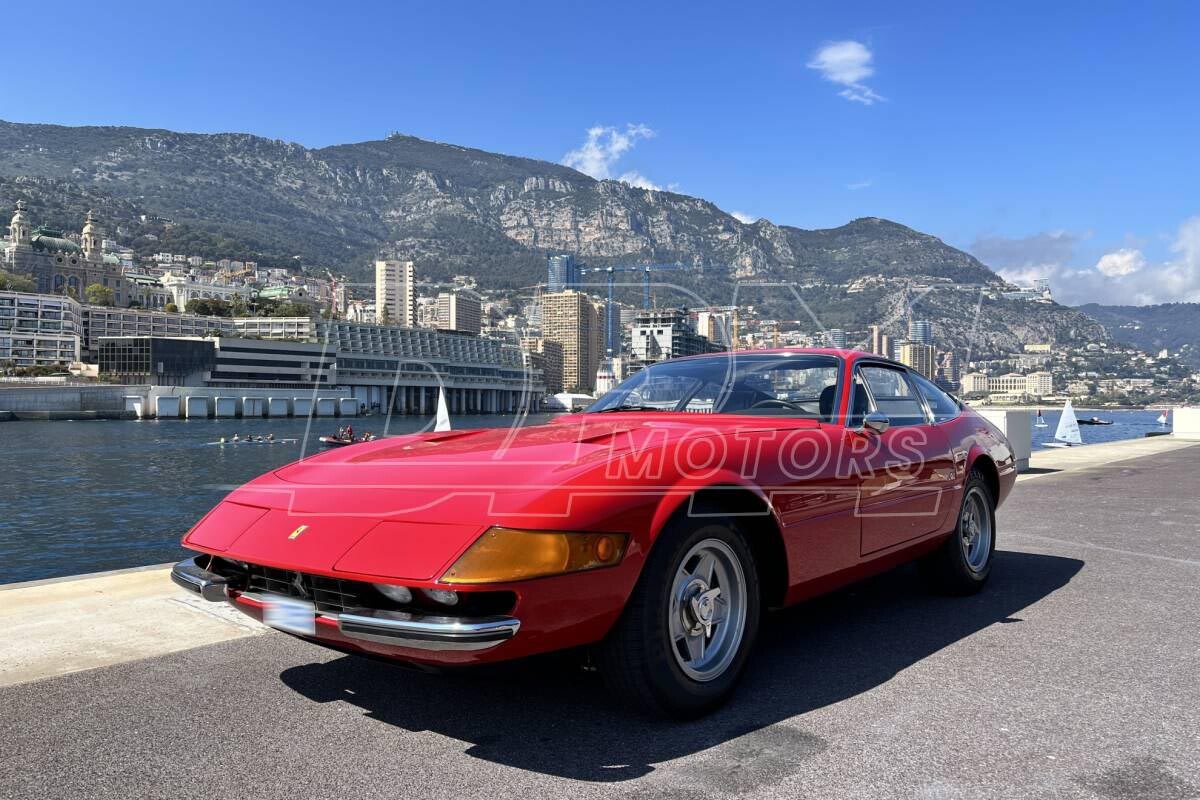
[186,416,812,581]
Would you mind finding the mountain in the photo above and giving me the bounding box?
[1077,303,1200,367]
[0,119,1108,354]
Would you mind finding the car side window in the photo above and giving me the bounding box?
[911,373,961,423]
[859,366,928,427]
[846,374,870,428]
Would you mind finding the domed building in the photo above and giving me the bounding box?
[3,202,129,303]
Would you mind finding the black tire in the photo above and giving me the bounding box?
[920,468,996,595]
[596,516,761,719]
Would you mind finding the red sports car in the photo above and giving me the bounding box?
[173,348,1016,717]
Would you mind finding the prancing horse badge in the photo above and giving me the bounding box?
[287,525,309,540]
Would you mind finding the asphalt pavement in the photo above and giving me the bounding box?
[2,447,1198,799]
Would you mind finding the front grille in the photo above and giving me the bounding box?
[244,564,365,615]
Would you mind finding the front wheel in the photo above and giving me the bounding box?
[920,469,995,594]
[597,519,761,718]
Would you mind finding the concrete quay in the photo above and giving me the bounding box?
[1,436,1197,798]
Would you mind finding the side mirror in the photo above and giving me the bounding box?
[861,412,889,435]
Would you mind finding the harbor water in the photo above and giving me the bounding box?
[0,407,1171,585]
[0,414,558,585]
[1029,408,1170,448]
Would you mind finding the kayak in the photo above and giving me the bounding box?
[206,438,297,446]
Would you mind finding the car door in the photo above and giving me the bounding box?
[849,363,954,555]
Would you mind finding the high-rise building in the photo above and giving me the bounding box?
[870,324,882,355]
[937,351,961,388]
[631,309,718,362]
[374,260,415,326]
[436,291,481,336]
[826,328,847,349]
[520,336,564,394]
[899,342,937,378]
[696,310,734,348]
[541,290,602,393]
[546,254,578,293]
[879,334,894,360]
[908,319,933,345]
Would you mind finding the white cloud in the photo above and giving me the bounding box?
[617,171,660,191]
[807,41,885,105]
[731,211,758,224]
[562,124,661,189]
[972,219,1200,306]
[1094,248,1146,277]
[846,180,872,191]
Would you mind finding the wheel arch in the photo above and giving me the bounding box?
[968,451,1000,504]
[650,481,790,609]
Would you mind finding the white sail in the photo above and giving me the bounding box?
[1035,409,1048,428]
[434,387,452,432]
[1054,400,1082,445]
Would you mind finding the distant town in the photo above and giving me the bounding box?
[0,203,1191,412]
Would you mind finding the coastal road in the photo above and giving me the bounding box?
[2,446,1199,799]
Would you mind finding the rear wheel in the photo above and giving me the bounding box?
[597,518,761,718]
[920,469,995,594]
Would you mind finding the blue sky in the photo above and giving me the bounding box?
[2,0,1198,305]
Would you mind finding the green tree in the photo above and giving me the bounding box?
[164,302,179,313]
[0,270,36,292]
[84,284,115,306]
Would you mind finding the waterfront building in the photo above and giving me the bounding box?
[0,290,81,367]
[961,372,989,394]
[314,319,539,414]
[231,316,315,341]
[82,306,235,358]
[436,291,482,336]
[988,373,1031,395]
[546,254,578,293]
[1025,371,1053,397]
[97,335,334,388]
[825,329,848,349]
[207,337,336,388]
[97,336,216,385]
[4,205,129,304]
[542,290,602,393]
[908,319,933,345]
[631,308,717,363]
[521,336,564,394]
[374,260,416,326]
[899,342,937,379]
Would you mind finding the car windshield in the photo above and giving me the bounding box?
[588,353,841,419]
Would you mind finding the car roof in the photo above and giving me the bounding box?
[671,346,909,370]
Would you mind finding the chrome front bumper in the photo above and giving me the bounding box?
[170,556,230,601]
[171,558,520,652]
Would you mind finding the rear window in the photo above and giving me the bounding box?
[911,373,961,423]
[859,366,927,427]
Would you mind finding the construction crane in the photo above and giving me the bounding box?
[576,263,730,358]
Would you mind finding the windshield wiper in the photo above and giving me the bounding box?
[591,404,668,413]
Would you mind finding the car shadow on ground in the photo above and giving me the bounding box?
[280,550,1083,783]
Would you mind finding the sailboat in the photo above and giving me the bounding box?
[434,386,452,432]
[1043,399,1082,448]
[1035,409,1049,428]
[1157,409,1170,426]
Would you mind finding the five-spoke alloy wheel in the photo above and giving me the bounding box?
[598,518,760,718]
